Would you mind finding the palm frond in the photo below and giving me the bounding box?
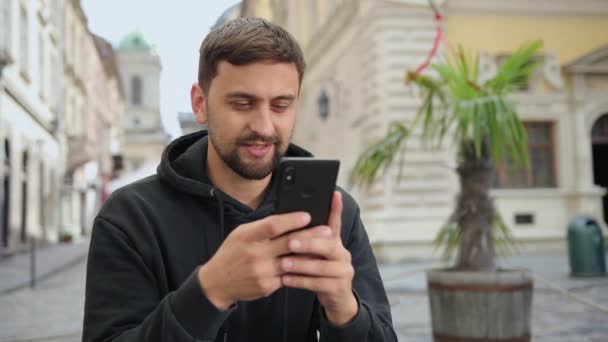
[486,41,543,94]
[433,212,519,261]
[349,122,409,187]
[493,213,520,258]
[433,216,460,261]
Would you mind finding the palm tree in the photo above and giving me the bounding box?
[351,41,543,271]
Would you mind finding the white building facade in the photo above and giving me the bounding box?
[0,0,125,253]
[0,0,64,252]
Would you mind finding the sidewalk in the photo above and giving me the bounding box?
[379,251,608,292]
[0,238,90,295]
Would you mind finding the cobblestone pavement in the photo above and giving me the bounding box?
[1,252,607,341]
[0,238,89,295]
[0,260,85,342]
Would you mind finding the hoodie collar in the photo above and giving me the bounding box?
[157,130,313,211]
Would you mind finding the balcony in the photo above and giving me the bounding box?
[66,136,96,172]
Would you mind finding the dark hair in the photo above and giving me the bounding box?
[198,17,306,93]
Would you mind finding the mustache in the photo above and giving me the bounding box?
[237,133,281,145]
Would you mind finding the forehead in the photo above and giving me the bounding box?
[210,60,300,98]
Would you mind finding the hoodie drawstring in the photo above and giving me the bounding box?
[283,288,289,342]
[210,188,291,342]
[210,188,230,341]
[211,188,226,240]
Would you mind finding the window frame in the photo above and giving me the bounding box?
[495,121,557,189]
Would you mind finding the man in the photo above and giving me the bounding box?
[83,17,396,342]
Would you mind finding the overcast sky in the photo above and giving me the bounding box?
[82,1,240,139]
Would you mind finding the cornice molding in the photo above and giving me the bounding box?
[566,45,608,74]
[445,0,608,16]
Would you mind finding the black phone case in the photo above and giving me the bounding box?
[274,158,340,228]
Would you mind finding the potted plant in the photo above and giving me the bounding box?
[351,41,543,341]
[59,231,73,243]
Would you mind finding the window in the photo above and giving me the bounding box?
[39,161,45,227]
[131,76,143,105]
[20,5,29,78]
[39,31,45,98]
[72,97,78,135]
[592,114,608,144]
[51,53,59,110]
[1,1,11,51]
[307,1,319,42]
[51,0,60,26]
[495,122,556,188]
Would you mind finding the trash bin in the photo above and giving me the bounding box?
[567,215,606,277]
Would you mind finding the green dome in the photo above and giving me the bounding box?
[118,32,151,51]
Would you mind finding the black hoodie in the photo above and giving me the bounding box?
[83,131,397,342]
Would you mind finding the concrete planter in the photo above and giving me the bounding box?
[427,268,533,342]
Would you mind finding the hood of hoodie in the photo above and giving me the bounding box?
[157,130,313,222]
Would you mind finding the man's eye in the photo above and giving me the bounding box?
[233,102,251,110]
[272,104,289,112]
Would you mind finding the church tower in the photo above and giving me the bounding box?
[117,32,167,172]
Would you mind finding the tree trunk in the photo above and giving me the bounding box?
[454,139,496,271]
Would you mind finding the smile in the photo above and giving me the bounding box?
[242,143,272,157]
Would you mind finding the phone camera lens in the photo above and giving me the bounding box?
[284,166,296,185]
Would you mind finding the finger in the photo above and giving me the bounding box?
[267,225,332,257]
[285,225,333,240]
[327,191,343,237]
[245,212,311,240]
[287,237,340,259]
[282,275,334,293]
[268,258,287,277]
[280,256,352,278]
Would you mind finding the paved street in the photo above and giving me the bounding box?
[0,250,607,341]
[0,260,84,342]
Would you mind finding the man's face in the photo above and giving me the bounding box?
[191,60,299,180]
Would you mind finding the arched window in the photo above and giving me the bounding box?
[21,150,28,243]
[131,76,143,105]
[2,139,11,248]
[592,113,608,144]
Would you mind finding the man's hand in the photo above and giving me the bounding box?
[197,211,334,310]
[280,192,359,327]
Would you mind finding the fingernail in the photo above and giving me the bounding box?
[283,258,293,270]
[289,239,302,251]
[283,276,293,286]
[322,226,332,236]
[302,213,311,224]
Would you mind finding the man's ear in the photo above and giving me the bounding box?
[190,83,208,124]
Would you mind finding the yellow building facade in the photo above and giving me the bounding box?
[241,0,608,262]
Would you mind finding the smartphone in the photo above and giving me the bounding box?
[274,158,340,229]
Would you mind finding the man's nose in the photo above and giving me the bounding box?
[249,105,274,137]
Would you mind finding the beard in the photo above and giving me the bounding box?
[224,132,284,180]
[208,125,289,181]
